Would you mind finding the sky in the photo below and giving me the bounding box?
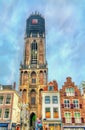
[0,0,85,89]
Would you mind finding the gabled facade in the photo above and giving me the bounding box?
[0,85,20,130]
[42,81,61,130]
[60,77,85,130]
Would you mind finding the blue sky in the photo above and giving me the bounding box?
[0,0,85,89]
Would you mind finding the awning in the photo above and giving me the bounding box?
[12,123,16,127]
[63,126,85,128]
[0,123,8,127]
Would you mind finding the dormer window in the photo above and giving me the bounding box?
[48,86,54,91]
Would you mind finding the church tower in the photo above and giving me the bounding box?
[19,12,48,126]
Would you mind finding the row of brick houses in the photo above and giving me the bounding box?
[42,77,85,130]
[0,77,85,130]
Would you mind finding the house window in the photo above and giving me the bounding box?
[65,112,71,123]
[64,99,70,108]
[0,109,2,118]
[45,96,50,104]
[31,41,37,64]
[66,88,74,96]
[52,96,58,104]
[73,99,79,108]
[31,71,36,84]
[32,78,36,83]
[6,95,11,104]
[31,97,35,105]
[45,108,50,118]
[4,109,10,118]
[48,86,54,91]
[0,95,4,104]
[53,108,58,118]
[74,112,81,123]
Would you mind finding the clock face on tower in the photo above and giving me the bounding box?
[32,19,38,24]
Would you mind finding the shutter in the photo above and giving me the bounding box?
[81,117,84,123]
[71,104,74,109]
[61,104,64,108]
[62,117,65,123]
[72,117,75,123]
[64,92,66,96]
[75,92,78,96]
[80,104,82,109]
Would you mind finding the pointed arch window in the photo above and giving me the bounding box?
[31,71,36,84]
[30,89,36,105]
[31,41,37,64]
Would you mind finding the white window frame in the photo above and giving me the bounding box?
[66,88,74,96]
[64,112,72,123]
[73,99,79,109]
[4,108,10,119]
[53,107,58,118]
[45,107,51,118]
[45,96,50,104]
[5,94,11,104]
[74,112,81,123]
[52,96,58,104]
[64,99,70,108]
[0,95,4,104]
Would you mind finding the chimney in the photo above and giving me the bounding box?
[13,82,16,90]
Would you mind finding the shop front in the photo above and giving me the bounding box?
[63,126,85,130]
[43,120,61,130]
[0,123,8,130]
[49,124,61,130]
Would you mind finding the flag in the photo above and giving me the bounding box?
[32,19,38,24]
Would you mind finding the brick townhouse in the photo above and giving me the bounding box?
[60,77,85,130]
[42,81,62,130]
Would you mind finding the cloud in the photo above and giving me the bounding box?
[0,0,85,89]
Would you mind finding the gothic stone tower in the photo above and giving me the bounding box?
[19,12,48,124]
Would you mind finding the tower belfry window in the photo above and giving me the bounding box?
[31,41,37,64]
